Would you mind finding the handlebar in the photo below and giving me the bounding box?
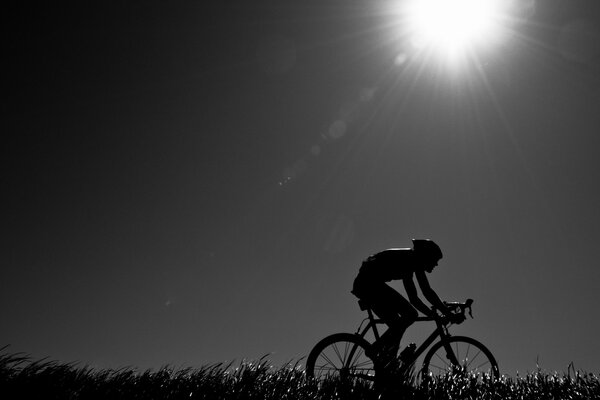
[443,298,474,318]
[431,299,474,325]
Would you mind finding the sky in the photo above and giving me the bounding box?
[3,0,600,376]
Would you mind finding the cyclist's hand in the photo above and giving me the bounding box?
[447,312,466,325]
[433,312,449,324]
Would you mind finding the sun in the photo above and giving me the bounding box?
[403,0,508,60]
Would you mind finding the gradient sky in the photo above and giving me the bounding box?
[3,1,600,375]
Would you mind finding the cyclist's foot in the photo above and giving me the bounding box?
[375,344,416,376]
[369,351,393,369]
[371,350,400,372]
[370,343,415,364]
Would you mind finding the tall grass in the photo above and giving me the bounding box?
[1,347,599,399]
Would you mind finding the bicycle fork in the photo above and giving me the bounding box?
[441,342,460,367]
[438,325,460,368]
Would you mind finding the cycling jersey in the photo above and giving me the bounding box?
[356,248,418,283]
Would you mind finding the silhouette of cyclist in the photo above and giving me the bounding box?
[352,239,461,364]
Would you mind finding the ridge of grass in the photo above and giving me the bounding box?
[1,346,599,400]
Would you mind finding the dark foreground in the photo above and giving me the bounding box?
[1,349,598,400]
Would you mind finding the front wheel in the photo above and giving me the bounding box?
[306,333,376,384]
[421,336,499,380]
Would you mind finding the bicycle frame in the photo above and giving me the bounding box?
[305,299,497,382]
[355,307,457,365]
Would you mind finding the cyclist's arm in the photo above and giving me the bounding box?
[415,270,450,315]
[403,278,433,316]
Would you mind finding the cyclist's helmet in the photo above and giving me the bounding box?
[412,239,443,260]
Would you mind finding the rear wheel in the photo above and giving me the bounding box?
[421,336,499,380]
[306,333,376,384]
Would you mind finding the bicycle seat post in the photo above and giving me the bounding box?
[357,299,380,342]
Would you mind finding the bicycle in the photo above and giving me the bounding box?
[305,298,499,385]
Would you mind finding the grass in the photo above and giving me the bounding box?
[1,347,599,400]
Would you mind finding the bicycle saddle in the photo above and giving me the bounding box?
[357,299,371,311]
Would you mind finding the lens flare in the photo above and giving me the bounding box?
[405,0,507,59]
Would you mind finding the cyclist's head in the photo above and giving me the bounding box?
[412,239,443,272]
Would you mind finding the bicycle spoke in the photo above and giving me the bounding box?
[340,342,350,365]
[307,334,381,384]
[455,342,460,362]
[434,352,451,368]
[319,352,337,369]
[331,343,344,364]
[350,346,365,365]
[429,363,449,373]
[324,350,341,367]
[353,359,374,369]
[475,360,491,370]
[314,364,337,371]
[467,349,483,368]
[343,341,351,363]
[423,337,498,382]
[352,365,374,370]
[316,353,374,378]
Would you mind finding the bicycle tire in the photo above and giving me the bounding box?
[306,333,376,383]
[421,336,499,380]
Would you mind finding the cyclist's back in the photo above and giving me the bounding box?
[355,248,416,284]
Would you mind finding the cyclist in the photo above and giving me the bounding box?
[352,239,461,365]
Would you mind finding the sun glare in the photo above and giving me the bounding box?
[404,0,507,60]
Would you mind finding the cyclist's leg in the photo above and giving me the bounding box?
[368,284,418,358]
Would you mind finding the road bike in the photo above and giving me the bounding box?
[306,299,499,385]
